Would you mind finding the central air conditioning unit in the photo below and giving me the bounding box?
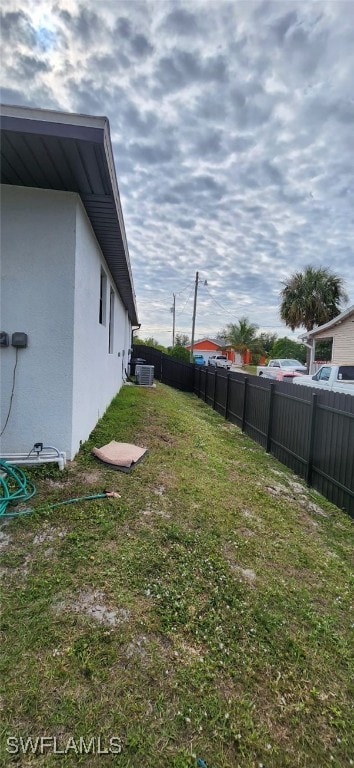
[135,365,154,386]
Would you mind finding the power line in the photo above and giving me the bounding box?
[201,283,237,318]
[178,285,194,316]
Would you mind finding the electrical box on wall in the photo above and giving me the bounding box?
[0,332,9,347]
[12,332,28,348]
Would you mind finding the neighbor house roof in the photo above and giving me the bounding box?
[300,305,354,340]
[0,104,138,325]
[186,337,226,348]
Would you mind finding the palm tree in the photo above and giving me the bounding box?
[223,317,262,355]
[280,266,348,333]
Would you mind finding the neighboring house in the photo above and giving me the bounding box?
[186,338,228,364]
[300,305,354,373]
[185,338,262,366]
[0,104,138,460]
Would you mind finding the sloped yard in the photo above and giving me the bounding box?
[0,383,353,767]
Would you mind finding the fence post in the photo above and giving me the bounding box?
[266,382,275,453]
[204,368,208,402]
[241,377,249,432]
[306,393,317,486]
[225,373,230,419]
[159,352,163,382]
[213,368,217,410]
[197,366,201,397]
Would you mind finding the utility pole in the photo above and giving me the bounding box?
[171,293,176,347]
[190,271,199,362]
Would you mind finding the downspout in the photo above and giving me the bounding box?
[131,324,141,350]
[303,339,315,374]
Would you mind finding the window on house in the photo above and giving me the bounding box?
[99,269,107,325]
[108,288,114,353]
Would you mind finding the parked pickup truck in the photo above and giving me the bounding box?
[208,354,231,370]
[293,365,354,394]
[257,359,307,377]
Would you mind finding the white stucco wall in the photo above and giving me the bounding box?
[0,185,76,456]
[70,199,132,456]
[1,186,133,461]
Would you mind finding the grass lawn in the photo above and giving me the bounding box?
[1,383,353,767]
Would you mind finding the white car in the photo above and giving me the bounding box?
[257,359,307,377]
[208,354,231,370]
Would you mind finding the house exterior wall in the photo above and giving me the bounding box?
[0,186,132,461]
[313,315,354,364]
[70,199,131,457]
[0,185,76,455]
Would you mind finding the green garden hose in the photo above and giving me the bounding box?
[0,459,120,518]
[0,460,36,517]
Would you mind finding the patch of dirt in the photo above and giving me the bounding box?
[265,483,289,497]
[302,501,329,517]
[33,526,67,545]
[125,635,148,661]
[296,507,319,531]
[0,529,11,551]
[238,527,255,538]
[234,566,257,583]
[218,677,244,703]
[14,555,32,577]
[140,508,171,519]
[47,479,71,490]
[78,470,103,485]
[121,631,172,668]
[175,640,206,664]
[241,508,260,523]
[286,480,307,494]
[153,485,165,496]
[43,547,54,558]
[223,545,257,584]
[264,483,329,519]
[54,590,130,627]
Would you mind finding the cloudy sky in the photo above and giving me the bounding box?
[1,0,354,346]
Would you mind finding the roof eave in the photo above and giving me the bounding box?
[300,304,354,340]
[0,104,139,326]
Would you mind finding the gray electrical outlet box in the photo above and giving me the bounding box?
[12,332,28,348]
[0,332,9,347]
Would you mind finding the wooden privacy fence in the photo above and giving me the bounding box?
[132,346,354,517]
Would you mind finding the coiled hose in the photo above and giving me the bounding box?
[0,460,120,518]
[0,460,36,517]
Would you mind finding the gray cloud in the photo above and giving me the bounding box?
[270,10,298,43]
[13,54,50,79]
[115,16,154,57]
[154,50,227,95]
[0,9,36,45]
[162,8,200,36]
[58,6,105,43]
